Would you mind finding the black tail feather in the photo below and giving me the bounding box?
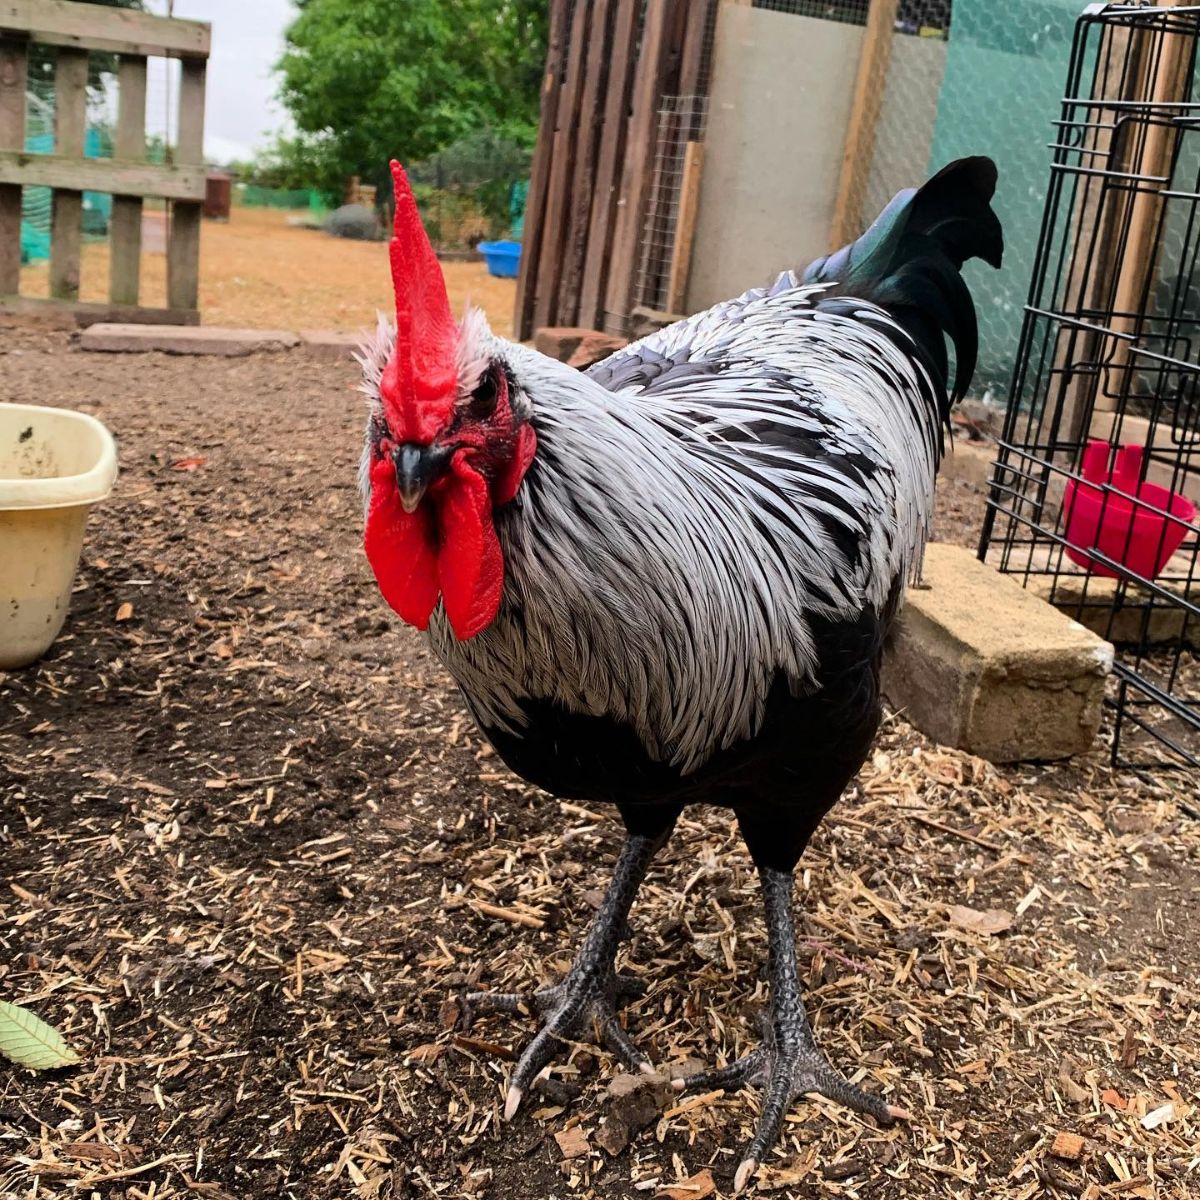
[802,156,1004,411]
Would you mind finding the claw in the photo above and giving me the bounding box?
[456,832,667,1123]
[470,967,653,1124]
[601,1014,655,1074]
[733,1157,758,1194]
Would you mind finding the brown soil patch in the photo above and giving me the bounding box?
[0,330,1197,1199]
[17,206,518,337]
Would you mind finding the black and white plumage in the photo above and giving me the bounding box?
[360,156,1003,1187]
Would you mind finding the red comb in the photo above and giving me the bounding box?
[381,160,457,442]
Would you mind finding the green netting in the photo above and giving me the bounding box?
[510,179,529,239]
[21,84,114,264]
[309,191,330,223]
[240,185,318,209]
[928,0,1088,399]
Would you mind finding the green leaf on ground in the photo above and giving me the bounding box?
[0,1000,80,1070]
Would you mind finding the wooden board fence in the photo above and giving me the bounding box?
[514,0,716,340]
[0,0,210,325]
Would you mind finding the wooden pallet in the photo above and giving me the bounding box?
[0,0,210,326]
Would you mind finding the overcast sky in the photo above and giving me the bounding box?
[145,0,296,163]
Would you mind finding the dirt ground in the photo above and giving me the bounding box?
[1,329,1198,1200]
[17,206,518,337]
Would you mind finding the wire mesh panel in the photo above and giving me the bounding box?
[751,0,869,22]
[980,3,1200,772]
[634,95,708,313]
[862,4,953,227]
[928,0,1088,397]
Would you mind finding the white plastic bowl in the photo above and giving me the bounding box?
[0,403,117,669]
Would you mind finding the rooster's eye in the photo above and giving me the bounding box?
[469,368,500,420]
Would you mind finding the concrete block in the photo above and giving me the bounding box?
[80,324,300,356]
[535,326,627,368]
[1029,571,1200,649]
[299,330,361,362]
[883,543,1113,762]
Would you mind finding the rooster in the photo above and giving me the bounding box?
[361,157,1002,1188]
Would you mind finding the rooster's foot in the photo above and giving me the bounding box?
[673,863,909,1192]
[675,1011,908,1190]
[465,966,653,1117]
[458,829,672,1120]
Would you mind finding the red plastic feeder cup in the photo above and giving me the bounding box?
[1062,441,1196,580]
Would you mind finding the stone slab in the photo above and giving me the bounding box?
[883,543,1114,762]
[80,324,300,356]
[1028,571,1200,649]
[299,329,361,362]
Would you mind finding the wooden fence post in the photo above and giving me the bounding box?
[0,35,28,295]
[666,140,703,314]
[49,46,88,300]
[577,0,640,330]
[513,0,569,341]
[603,0,679,335]
[167,57,205,311]
[829,0,899,250]
[532,0,594,334]
[110,54,147,306]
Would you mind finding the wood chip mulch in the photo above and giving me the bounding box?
[1,329,1197,1199]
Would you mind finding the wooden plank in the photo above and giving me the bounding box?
[578,0,639,329]
[666,141,703,313]
[630,2,691,313]
[0,294,199,326]
[1107,3,1191,403]
[532,0,594,333]
[0,33,25,295]
[829,0,899,250]
[603,0,679,335]
[513,0,569,341]
[167,57,205,311]
[0,150,206,199]
[558,0,614,325]
[110,54,147,306]
[0,0,210,60]
[1055,15,1154,440]
[48,46,86,301]
[678,0,715,103]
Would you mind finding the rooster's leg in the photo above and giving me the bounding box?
[464,829,667,1118]
[677,866,908,1192]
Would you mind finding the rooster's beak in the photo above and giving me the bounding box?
[391,442,453,513]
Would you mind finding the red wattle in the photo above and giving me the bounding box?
[437,455,504,640]
[493,423,537,506]
[363,455,439,629]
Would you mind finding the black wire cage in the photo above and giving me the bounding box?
[979,2,1200,772]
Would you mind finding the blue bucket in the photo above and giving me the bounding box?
[477,240,522,278]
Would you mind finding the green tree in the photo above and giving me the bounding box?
[274,0,547,198]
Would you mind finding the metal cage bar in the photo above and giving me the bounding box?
[979,2,1200,772]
